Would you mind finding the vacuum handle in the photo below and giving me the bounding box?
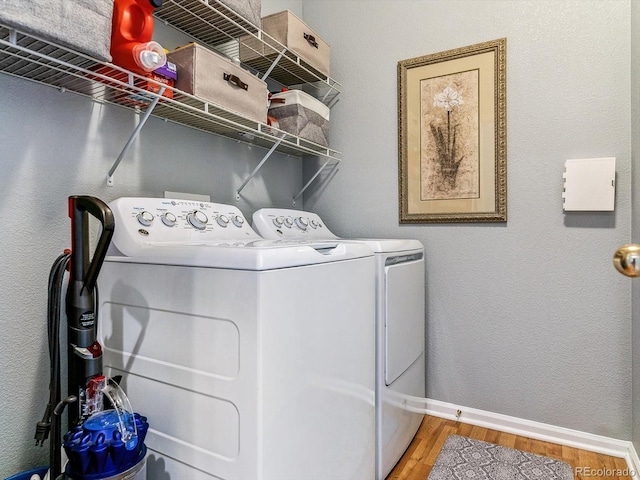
[68,196,115,291]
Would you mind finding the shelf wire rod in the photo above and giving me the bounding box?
[322,82,340,104]
[292,157,337,205]
[236,132,287,199]
[107,86,166,185]
[261,48,287,81]
[327,96,341,110]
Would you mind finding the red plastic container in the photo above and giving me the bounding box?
[110,0,163,74]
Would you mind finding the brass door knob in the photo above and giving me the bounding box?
[613,244,640,277]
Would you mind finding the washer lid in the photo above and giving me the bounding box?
[107,240,373,270]
[350,238,423,254]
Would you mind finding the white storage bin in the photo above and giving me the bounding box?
[269,89,329,146]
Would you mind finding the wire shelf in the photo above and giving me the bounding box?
[154,0,341,104]
[0,25,341,162]
[1,3,342,203]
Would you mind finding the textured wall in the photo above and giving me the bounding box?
[0,0,303,476]
[1,1,634,477]
[262,0,301,16]
[302,0,633,438]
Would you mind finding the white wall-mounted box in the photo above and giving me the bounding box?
[562,157,616,211]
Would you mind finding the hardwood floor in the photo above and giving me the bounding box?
[386,415,633,480]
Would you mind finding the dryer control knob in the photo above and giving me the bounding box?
[216,215,230,228]
[310,219,319,229]
[137,211,154,226]
[272,216,284,227]
[161,212,177,227]
[284,217,294,228]
[294,217,309,230]
[231,215,245,228]
[187,210,208,230]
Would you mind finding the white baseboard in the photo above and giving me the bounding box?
[425,398,639,474]
[628,442,640,477]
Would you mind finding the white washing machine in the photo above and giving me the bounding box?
[252,209,425,480]
[96,197,376,480]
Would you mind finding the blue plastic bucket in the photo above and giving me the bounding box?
[4,457,145,480]
[4,467,48,480]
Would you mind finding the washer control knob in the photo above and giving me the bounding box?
[272,216,284,227]
[187,210,208,230]
[310,219,319,229]
[137,211,154,226]
[231,215,245,228]
[216,215,230,228]
[284,217,294,228]
[161,212,177,227]
[294,217,309,230]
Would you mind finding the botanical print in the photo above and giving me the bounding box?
[420,70,479,200]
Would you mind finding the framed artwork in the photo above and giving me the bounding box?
[398,38,507,223]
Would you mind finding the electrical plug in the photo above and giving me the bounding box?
[34,420,51,447]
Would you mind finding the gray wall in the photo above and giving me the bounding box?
[0,0,303,476]
[0,0,635,477]
[262,0,301,16]
[302,0,633,439]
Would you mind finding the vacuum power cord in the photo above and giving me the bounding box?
[34,252,71,447]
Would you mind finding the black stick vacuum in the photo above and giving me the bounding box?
[36,196,115,480]
[66,196,115,428]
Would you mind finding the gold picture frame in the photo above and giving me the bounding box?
[398,38,507,223]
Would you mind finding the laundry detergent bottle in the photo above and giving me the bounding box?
[110,0,166,74]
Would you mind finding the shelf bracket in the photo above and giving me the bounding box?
[261,48,287,81]
[235,132,287,200]
[327,95,341,110]
[292,157,337,206]
[318,86,340,108]
[106,86,166,186]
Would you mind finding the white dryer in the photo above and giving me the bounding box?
[252,209,425,480]
[96,197,376,480]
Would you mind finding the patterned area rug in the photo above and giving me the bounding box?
[428,435,574,479]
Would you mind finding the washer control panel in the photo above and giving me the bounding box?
[109,197,261,256]
[252,208,338,240]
